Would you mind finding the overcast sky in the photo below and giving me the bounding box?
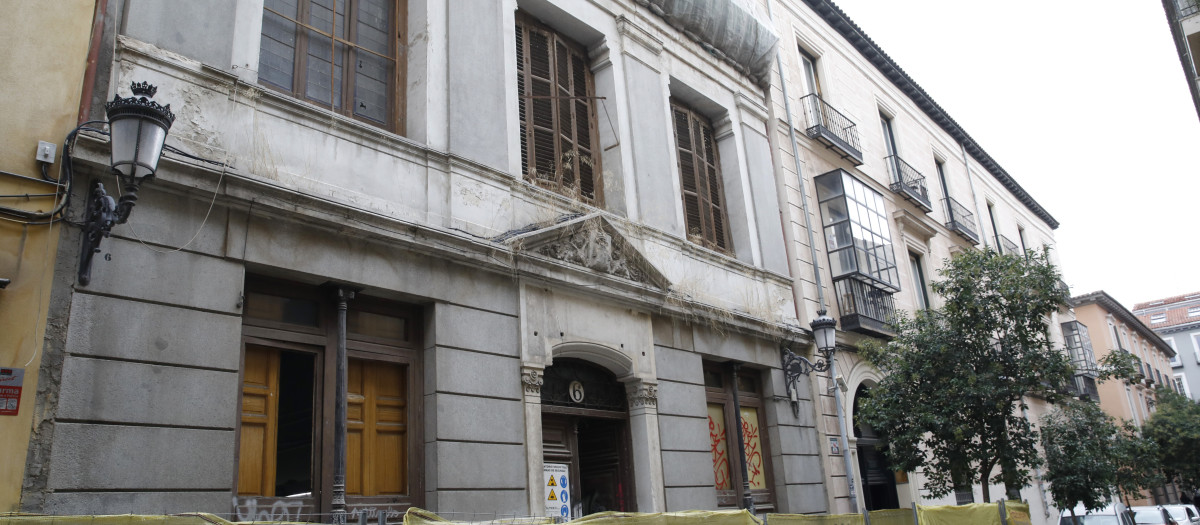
[820,0,1200,308]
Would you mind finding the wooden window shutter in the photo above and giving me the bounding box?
[672,100,731,252]
[238,346,281,496]
[516,13,602,206]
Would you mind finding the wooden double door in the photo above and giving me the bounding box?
[542,413,634,517]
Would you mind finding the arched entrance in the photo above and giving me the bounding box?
[853,384,901,510]
[541,358,635,517]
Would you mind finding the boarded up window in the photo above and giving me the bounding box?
[515,13,602,206]
[259,0,403,131]
[672,101,731,252]
[705,363,773,511]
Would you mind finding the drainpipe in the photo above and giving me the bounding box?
[765,0,859,514]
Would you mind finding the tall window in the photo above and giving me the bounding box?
[908,252,929,310]
[986,202,1000,250]
[515,13,602,205]
[259,0,402,131]
[1017,226,1028,256]
[705,363,773,511]
[672,100,731,252]
[237,278,422,518]
[799,48,822,96]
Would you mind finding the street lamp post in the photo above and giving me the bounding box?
[782,309,860,513]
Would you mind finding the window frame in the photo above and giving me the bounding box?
[515,12,604,206]
[258,0,406,133]
[703,363,774,512]
[235,277,424,518]
[908,251,929,310]
[671,99,733,253]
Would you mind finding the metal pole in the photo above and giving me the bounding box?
[729,362,756,514]
[912,502,920,525]
[829,355,859,513]
[331,286,356,524]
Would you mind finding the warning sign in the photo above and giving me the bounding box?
[0,368,24,416]
[543,463,570,520]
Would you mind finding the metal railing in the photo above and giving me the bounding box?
[799,93,863,164]
[885,155,933,212]
[943,196,980,244]
[1179,0,1200,18]
[833,277,896,326]
[998,234,1020,256]
[1068,374,1100,401]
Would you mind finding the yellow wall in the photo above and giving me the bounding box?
[0,0,96,511]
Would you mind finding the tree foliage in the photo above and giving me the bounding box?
[1144,389,1200,491]
[859,249,1073,502]
[1041,402,1160,514]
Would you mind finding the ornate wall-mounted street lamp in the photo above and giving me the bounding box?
[782,309,837,417]
[78,81,175,285]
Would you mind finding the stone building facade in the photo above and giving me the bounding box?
[1134,292,1200,401]
[764,0,1084,522]
[18,0,831,520]
[12,0,1106,523]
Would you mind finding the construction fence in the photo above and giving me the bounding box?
[0,501,1032,525]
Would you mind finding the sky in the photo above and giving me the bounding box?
[822,0,1200,308]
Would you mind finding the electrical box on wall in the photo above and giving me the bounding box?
[36,141,56,163]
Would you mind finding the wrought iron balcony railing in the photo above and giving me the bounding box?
[998,234,1020,256]
[799,94,864,165]
[1179,0,1200,18]
[885,155,933,213]
[943,197,979,244]
[833,277,896,338]
[1066,374,1100,402]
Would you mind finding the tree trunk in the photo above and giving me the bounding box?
[981,467,992,503]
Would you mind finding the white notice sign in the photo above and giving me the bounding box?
[543,463,570,520]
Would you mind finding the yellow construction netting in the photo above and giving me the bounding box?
[0,514,240,525]
[403,508,555,525]
[767,501,1031,525]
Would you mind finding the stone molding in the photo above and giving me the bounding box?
[521,366,544,395]
[627,383,658,408]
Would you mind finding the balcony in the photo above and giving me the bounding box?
[1066,374,1100,401]
[799,94,864,165]
[943,197,980,244]
[832,277,897,338]
[885,155,933,213]
[998,234,1020,256]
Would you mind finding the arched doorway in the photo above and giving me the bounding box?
[541,358,635,517]
[853,384,901,510]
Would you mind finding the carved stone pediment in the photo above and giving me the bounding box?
[504,213,670,289]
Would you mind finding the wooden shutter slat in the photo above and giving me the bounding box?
[672,101,731,252]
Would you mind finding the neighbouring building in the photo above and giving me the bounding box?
[1071,291,1180,505]
[1134,292,1200,401]
[1163,0,1200,121]
[17,0,837,521]
[766,0,1078,522]
[0,0,98,513]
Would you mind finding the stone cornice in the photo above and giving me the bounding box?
[1071,290,1177,357]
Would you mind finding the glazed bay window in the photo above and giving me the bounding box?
[815,169,900,337]
[259,0,403,131]
[237,279,422,518]
[672,100,731,252]
[705,363,773,511]
[1062,321,1099,400]
[515,13,602,205]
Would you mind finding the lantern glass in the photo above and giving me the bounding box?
[812,315,837,352]
[109,116,168,180]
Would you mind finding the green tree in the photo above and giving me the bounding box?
[859,249,1073,502]
[1040,402,1160,517]
[1143,389,1200,491]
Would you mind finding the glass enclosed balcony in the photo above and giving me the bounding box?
[815,169,901,338]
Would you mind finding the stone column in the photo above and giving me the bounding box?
[522,365,546,516]
[626,379,666,512]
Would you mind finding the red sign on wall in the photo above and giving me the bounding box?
[0,368,24,416]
